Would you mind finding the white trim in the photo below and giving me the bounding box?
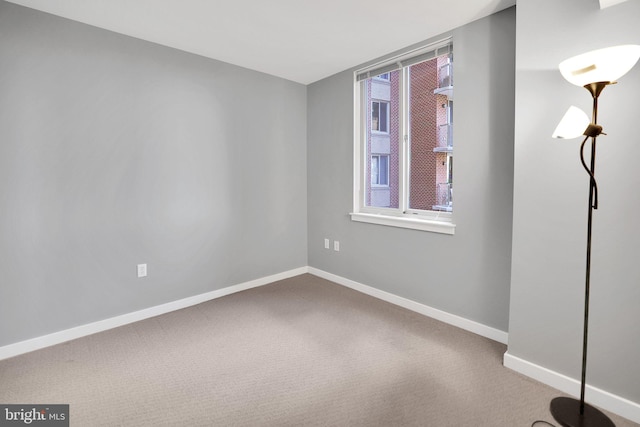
[350,212,456,234]
[504,352,640,424]
[5,265,637,423]
[308,267,507,344]
[0,267,308,361]
[353,75,365,213]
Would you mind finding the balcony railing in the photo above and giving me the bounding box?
[437,123,453,150]
[438,62,453,88]
[433,182,453,211]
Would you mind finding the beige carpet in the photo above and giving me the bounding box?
[0,274,637,426]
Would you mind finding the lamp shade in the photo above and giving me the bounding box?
[552,106,591,139]
[558,45,640,86]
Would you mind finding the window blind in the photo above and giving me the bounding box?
[356,39,452,82]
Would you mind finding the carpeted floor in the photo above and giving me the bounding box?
[0,274,637,426]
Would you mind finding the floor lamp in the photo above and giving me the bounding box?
[550,44,640,427]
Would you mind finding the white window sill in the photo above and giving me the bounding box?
[350,212,455,235]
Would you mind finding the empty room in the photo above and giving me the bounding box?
[1,0,639,425]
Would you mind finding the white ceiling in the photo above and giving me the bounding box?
[6,0,516,84]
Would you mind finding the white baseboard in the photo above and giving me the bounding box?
[504,351,640,424]
[7,266,635,423]
[0,267,308,361]
[307,267,509,345]
[0,267,507,360]
[307,268,640,423]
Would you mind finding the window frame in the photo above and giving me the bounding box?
[351,39,455,235]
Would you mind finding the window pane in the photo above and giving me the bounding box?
[379,102,388,132]
[371,101,389,133]
[371,155,379,185]
[364,70,399,208]
[408,54,453,212]
[379,155,389,185]
[372,102,380,131]
[370,155,389,186]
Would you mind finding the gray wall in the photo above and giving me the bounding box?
[307,7,516,332]
[509,0,640,403]
[0,2,307,347]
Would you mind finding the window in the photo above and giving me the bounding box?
[371,101,389,133]
[352,40,455,234]
[371,154,389,186]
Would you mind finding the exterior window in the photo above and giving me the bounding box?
[371,155,389,186]
[371,101,389,133]
[352,41,455,234]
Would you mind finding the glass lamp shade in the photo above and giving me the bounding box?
[559,44,640,86]
[552,106,591,139]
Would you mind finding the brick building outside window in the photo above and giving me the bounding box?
[362,48,453,213]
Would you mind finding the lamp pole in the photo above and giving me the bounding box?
[579,82,602,416]
[550,81,615,427]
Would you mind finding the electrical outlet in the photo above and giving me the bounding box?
[333,241,340,252]
[324,238,330,249]
[137,264,147,278]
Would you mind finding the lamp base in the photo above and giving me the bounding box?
[550,397,615,427]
